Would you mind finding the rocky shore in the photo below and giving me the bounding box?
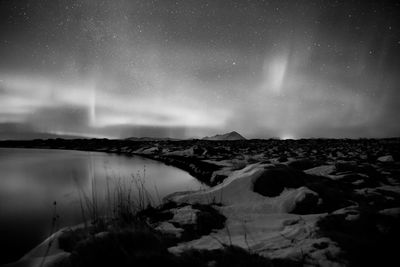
[1,138,400,266]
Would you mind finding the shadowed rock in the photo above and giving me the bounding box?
[253,165,353,213]
[253,165,306,197]
[288,159,323,171]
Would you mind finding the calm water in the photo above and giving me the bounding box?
[0,148,203,264]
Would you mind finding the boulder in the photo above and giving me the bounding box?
[253,165,305,197]
[377,155,394,163]
[288,159,322,171]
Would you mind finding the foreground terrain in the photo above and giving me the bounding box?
[1,138,400,266]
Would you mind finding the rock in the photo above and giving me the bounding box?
[253,165,305,197]
[288,159,322,171]
[283,187,322,214]
[379,207,400,218]
[377,155,394,163]
[335,161,359,172]
[155,222,184,237]
[277,155,288,162]
[192,145,207,156]
[170,206,198,225]
[141,146,159,154]
[301,174,354,212]
[338,173,379,188]
[191,204,226,235]
[305,165,336,176]
[94,231,109,239]
[210,174,228,184]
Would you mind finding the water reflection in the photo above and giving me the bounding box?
[0,148,202,263]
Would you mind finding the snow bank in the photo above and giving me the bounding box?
[168,163,344,265]
[171,163,320,214]
[169,209,342,266]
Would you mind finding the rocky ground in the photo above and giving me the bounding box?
[1,138,400,266]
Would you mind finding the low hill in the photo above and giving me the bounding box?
[202,131,246,141]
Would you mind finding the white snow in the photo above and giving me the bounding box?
[356,185,400,196]
[170,205,198,225]
[141,147,159,154]
[165,147,195,156]
[332,206,361,221]
[171,163,320,214]
[11,163,351,266]
[305,165,336,177]
[170,163,267,205]
[169,209,343,266]
[155,222,184,237]
[202,159,233,167]
[168,163,344,265]
[377,185,400,194]
[377,155,394,162]
[379,207,400,218]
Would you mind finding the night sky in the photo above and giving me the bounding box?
[0,0,399,139]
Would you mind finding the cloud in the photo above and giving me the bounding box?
[0,71,231,138]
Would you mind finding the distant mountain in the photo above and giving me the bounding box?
[0,123,90,140]
[202,131,246,141]
[0,132,89,140]
[125,137,180,141]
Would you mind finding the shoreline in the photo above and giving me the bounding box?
[1,138,400,266]
[0,139,226,186]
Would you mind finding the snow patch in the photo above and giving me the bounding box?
[305,165,336,177]
[377,155,394,162]
[170,205,198,225]
[155,222,184,237]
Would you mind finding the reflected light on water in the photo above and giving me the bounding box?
[0,148,203,263]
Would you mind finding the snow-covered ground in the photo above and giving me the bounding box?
[167,163,345,266]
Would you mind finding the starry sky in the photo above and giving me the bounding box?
[0,0,399,139]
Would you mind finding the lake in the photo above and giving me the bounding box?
[0,148,203,264]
